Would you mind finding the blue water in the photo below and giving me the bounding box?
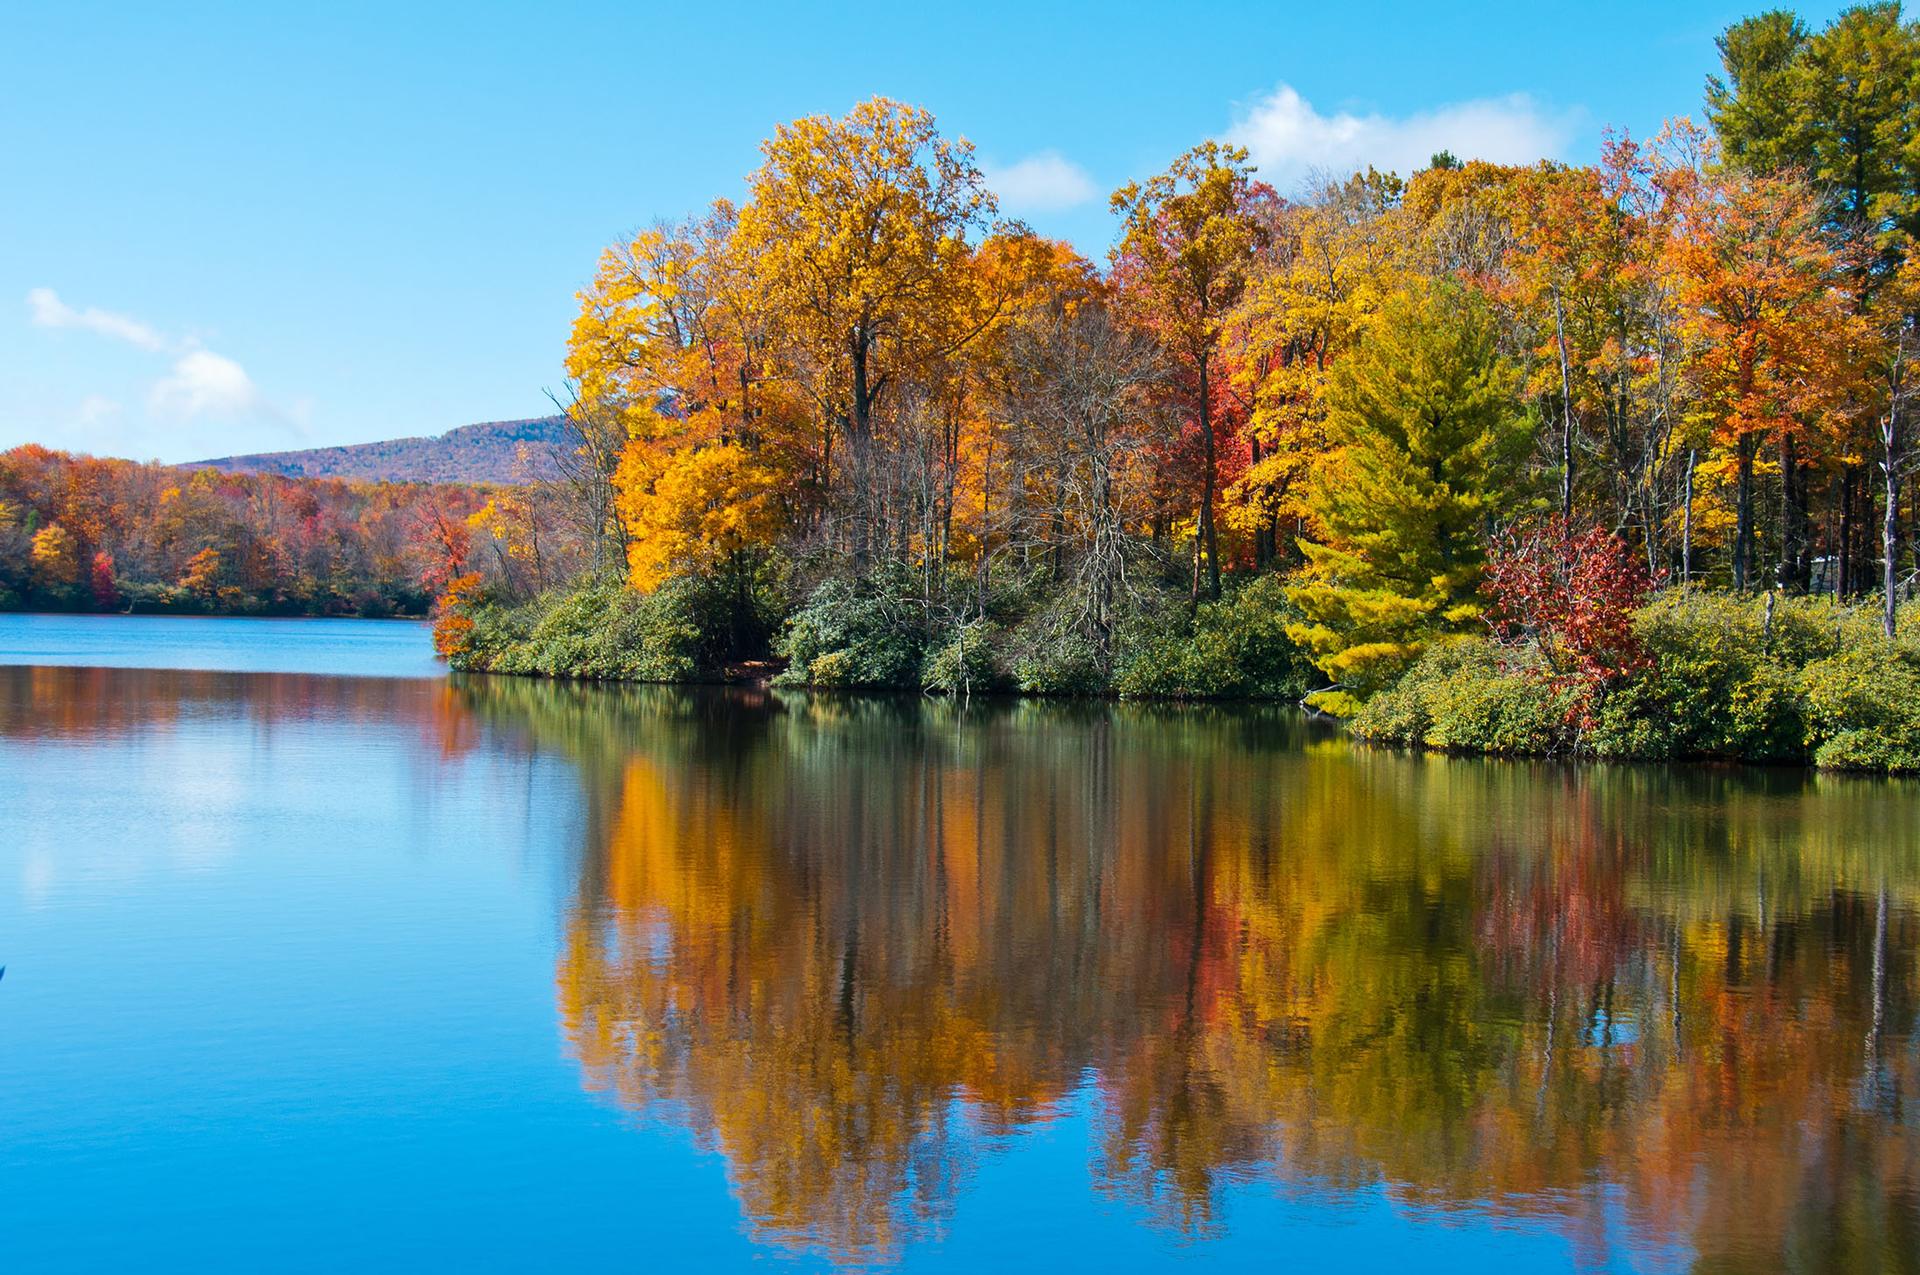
[0,612,441,678]
[1,616,1913,1272]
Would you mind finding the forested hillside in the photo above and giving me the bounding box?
[0,445,484,616]
[195,415,567,484]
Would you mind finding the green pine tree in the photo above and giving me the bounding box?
[1287,284,1537,715]
[1709,5,1920,281]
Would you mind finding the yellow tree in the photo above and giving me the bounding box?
[571,201,786,453]
[177,545,224,600]
[1287,283,1536,712]
[613,433,786,590]
[735,97,1000,567]
[28,522,80,592]
[570,202,807,594]
[1224,169,1408,568]
[468,488,554,595]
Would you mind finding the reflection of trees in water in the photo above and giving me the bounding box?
[0,665,478,759]
[459,679,1920,1270]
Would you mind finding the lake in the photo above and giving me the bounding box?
[2,614,1916,1272]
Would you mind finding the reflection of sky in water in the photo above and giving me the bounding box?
[1,644,1917,1273]
[0,612,441,678]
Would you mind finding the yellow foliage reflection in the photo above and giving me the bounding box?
[464,680,1920,1270]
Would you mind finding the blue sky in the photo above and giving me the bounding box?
[1,0,1848,463]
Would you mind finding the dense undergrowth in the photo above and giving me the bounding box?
[447,565,1319,704]
[444,569,1920,774]
[1352,592,1920,772]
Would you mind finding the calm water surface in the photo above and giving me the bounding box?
[2,615,1917,1271]
[0,612,440,677]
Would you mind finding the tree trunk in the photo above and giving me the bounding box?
[1888,408,1904,640]
[1249,438,1271,570]
[1778,433,1808,593]
[1734,433,1755,593]
[1681,447,1697,587]
[848,335,875,572]
[1553,287,1575,519]
[1195,356,1220,602]
[1838,467,1856,597]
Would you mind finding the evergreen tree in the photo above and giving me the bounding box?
[1706,10,1815,175]
[1708,4,1920,283]
[1287,284,1536,713]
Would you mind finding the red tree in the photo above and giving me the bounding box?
[1487,518,1656,712]
[88,551,118,610]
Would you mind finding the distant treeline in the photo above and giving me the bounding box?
[0,444,483,617]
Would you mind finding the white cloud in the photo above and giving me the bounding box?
[1226,84,1578,192]
[26,287,287,430]
[984,151,1099,213]
[148,350,266,421]
[76,394,121,427]
[26,287,170,352]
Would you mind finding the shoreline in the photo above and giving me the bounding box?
[450,661,1919,778]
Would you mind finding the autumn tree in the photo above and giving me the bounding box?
[1661,126,1864,592]
[1288,284,1536,712]
[568,202,808,602]
[1225,169,1407,570]
[736,97,1000,567]
[411,494,474,598]
[0,499,26,602]
[29,523,80,594]
[1709,6,1920,598]
[1487,517,1656,722]
[886,230,1092,605]
[88,551,117,609]
[1110,141,1273,600]
[177,545,224,601]
[468,488,555,596]
[1499,147,1687,553]
[614,432,786,592]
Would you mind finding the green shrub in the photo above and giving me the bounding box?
[1420,666,1574,755]
[1799,644,1920,773]
[1584,677,1676,760]
[452,576,713,682]
[1352,639,1575,755]
[1012,624,1111,696]
[454,599,534,672]
[1111,633,1186,697]
[1368,591,1918,767]
[1346,664,1435,748]
[1625,594,1809,761]
[1200,575,1318,700]
[774,567,928,689]
[923,622,1012,695]
[1113,576,1315,700]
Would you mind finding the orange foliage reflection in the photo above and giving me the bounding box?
[464,682,1920,1270]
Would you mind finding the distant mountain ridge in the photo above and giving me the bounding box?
[193,415,568,484]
